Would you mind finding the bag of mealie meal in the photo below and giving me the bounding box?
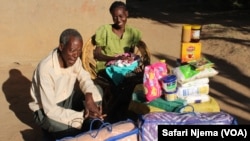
[173,64,218,84]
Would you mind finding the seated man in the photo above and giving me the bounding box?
[93,1,143,123]
[29,28,106,140]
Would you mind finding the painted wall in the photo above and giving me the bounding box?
[0,0,182,67]
[0,0,126,66]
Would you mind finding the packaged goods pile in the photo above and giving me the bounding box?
[175,24,219,105]
[129,24,221,114]
[173,58,218,104]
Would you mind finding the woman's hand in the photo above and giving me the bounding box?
[116,54,134,62]
[133,66,143,73]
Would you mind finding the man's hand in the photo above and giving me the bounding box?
[84,93,106,120]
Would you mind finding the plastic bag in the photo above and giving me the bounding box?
[58,119,139,141]
[143,62,168,102]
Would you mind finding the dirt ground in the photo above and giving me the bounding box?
[0,0,249,141]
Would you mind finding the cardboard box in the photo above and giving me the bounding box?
[180,42,201,63]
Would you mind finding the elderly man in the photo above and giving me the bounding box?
[29,28,105,140]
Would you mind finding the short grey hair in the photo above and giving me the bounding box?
[59,28,82,46]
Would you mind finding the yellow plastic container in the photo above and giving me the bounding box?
[182,24,192,43]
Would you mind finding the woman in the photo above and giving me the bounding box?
[93,1,143,123]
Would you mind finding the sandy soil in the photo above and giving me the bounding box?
[0,0,249,141]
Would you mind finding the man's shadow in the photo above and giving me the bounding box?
[2,69,43,141]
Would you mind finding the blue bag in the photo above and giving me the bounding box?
[58,119,139,141]
[139,106,238,141]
